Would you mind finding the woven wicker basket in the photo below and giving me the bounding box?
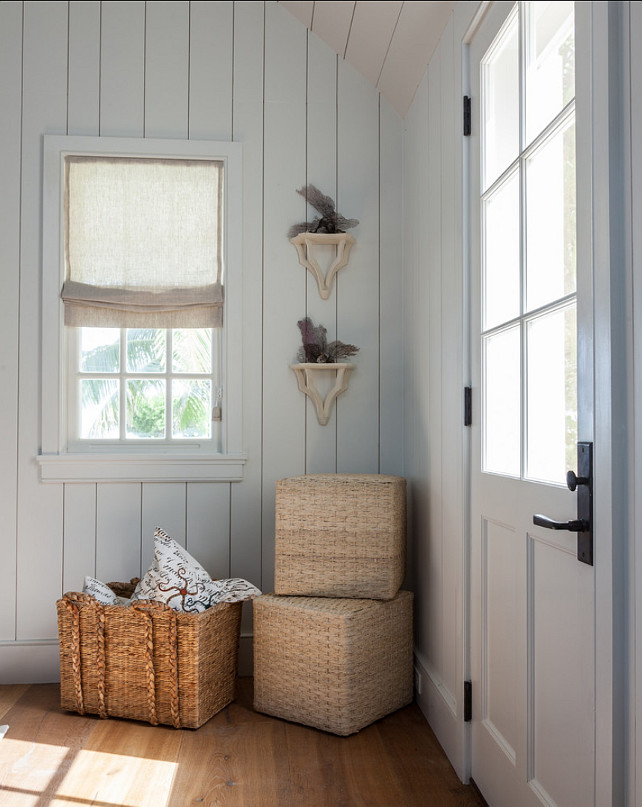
[274,474,406,600]
[57,580,242,729]
[254,590,413,736]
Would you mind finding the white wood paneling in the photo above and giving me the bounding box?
[96,484,141,583]
[187,483,231,579]
[63,484,97,594]
[0,0,23,641]
[0,0,403,684]
[16,1,67,640]
[337,60,380,473]
[100,1,146,137]
[230,0,264,599]
[261,1,307,591]
[403,3,472,781]
[141,483,188,563]
[378,96,403,478]
[145,1,190,139]
[68,1,101,135]
[189,1,234,141]
[305,32,338,473]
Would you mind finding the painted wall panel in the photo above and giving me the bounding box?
[336,60,380,474]
[145,1,190,139]
[261,1,307,591]
[305,32,339,473]
[100,1,145,137]
[189,1,234,141]
[0,0,23,641]
[16,1,68,640]
[230,0,264,603]
[63,484,97,594]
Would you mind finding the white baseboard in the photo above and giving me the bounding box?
[414,650,467,783]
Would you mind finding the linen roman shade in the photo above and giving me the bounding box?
[61,155,224,328]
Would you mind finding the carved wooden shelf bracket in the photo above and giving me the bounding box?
[290,362,354,426]
[290,232,355,300]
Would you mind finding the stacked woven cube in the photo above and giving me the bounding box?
[253,474,413,736]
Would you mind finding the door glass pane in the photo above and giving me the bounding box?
[482,8,519,190]
[526,118,576,311]
[526,305,577,483]
[483,169,520,330]
[484,326,521,477]
[525,1,575,145]
[80,379,119,438]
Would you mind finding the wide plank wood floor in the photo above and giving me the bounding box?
[0,679,485,807]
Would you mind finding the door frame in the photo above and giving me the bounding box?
[461,2,623,802]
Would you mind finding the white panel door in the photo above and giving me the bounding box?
[469,4,595,807]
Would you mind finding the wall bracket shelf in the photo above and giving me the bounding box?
[290,362,354,426]
[290,232,355,299]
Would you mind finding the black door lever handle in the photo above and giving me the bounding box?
[533,514,589,533]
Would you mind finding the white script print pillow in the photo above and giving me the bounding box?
[133,527,261,613]
[82,576,130,606]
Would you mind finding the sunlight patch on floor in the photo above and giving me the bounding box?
[0,738,177,807]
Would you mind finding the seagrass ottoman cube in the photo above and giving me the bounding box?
[274,474,406,599]
[253,590,413,736]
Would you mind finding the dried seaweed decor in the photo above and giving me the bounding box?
[297,317,359,364]
[288,185,359,239]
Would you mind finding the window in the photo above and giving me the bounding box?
[39,136,245,482]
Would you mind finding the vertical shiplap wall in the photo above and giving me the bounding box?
[403,6,469,781]
[0,0,403,682]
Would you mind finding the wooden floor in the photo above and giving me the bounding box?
[0,679,485,807]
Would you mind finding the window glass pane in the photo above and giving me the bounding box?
[80,328,120,373]
[482,8,519,190]
[126,329,166,373]
[526,117,576,311]
[483,170,520,330]
[126,379,165,439]
[525,1,574,145]
[80,379,119,438]
[172,329,212,374]
[526,305,577,483]
[484,326,521,476]
[172,380,212,439]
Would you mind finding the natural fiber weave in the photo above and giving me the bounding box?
[253,590,413,736]
[57,582,242,729]
[275,474,406,600]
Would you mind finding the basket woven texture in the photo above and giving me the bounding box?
[274,474,406,600]
[253,590,413,736]
[57,579,242,729]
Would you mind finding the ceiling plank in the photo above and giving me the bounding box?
[311,0,356,58]
[378,0,455,116]
[344,0,403,87]
[277,1,314,30]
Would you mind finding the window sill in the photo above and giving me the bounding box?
[36,452,247,483]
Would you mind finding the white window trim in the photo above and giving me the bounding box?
[39,135,246,483]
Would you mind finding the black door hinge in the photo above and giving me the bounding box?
[464,386,472,427]
[463,96,471,136]
[464,680,472,722]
